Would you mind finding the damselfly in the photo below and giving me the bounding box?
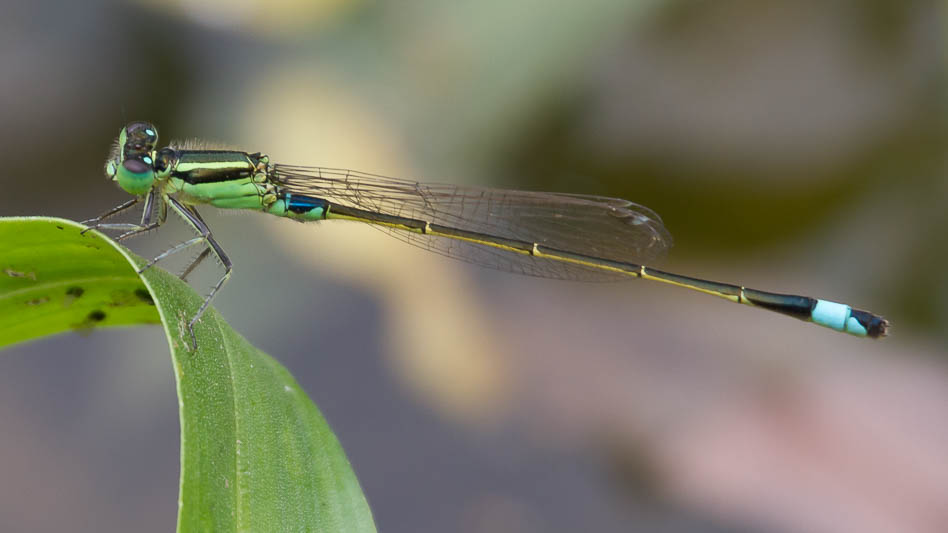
[84,122,889,348]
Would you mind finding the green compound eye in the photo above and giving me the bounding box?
[115,156,155,195]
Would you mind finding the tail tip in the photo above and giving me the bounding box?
[852,309,889,339]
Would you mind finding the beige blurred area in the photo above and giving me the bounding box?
[1,0,946,532]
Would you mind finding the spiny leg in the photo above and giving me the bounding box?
[116,189,166,241]
[82,190,165,239]
[80,197,140,234]
[153,197,232,350]
[137,204,212,279]
[180,248,211,282]
[176,207,213,281]
[138,236,206,271]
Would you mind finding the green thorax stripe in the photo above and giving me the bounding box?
[170,150,261,184]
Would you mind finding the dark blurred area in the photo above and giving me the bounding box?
[1,1,946,532]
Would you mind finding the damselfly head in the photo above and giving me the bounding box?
[105,121,158,196]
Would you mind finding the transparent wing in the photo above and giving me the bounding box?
[272,165,673,281]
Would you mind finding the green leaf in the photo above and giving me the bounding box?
[0,217,376,533]
[0,216,161,347]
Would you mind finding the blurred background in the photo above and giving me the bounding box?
[1,0,946,531]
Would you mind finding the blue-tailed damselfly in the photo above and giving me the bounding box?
[84,122,889,348]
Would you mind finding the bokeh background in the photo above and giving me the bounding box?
[1,1,947,532]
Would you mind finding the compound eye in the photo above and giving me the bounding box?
[115,155,156,196]
[123,121,159,157]
[123,157,151,174]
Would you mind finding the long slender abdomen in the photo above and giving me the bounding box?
[265,193,888,338]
